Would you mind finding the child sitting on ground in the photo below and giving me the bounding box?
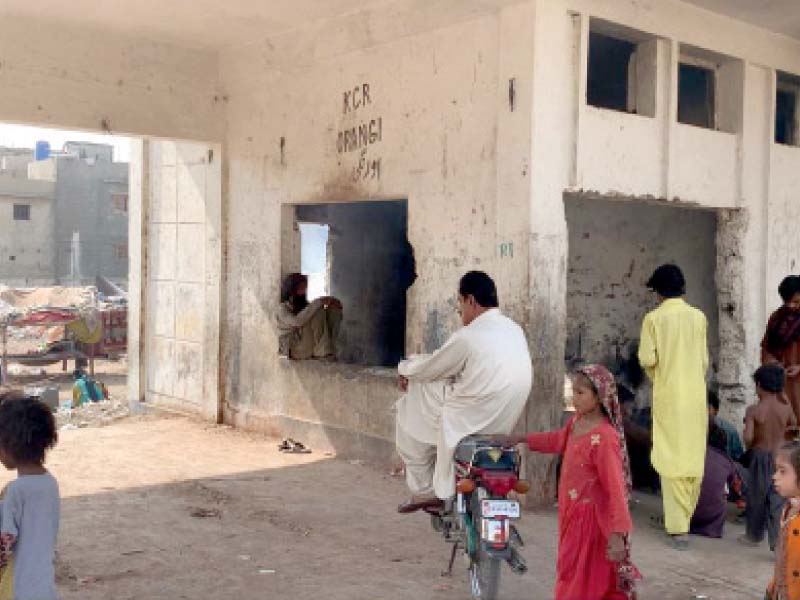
[0,390,60,600]
[767,441,800,599]
[741,365,797,550]
[499,364,640,600]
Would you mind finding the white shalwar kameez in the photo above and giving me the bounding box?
[395,308,532,499]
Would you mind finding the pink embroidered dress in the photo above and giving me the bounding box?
[527,364,639,600]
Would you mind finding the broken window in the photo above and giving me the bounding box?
[776,72,800,146]
[586,21,657,117]
[284,200,415,367]
[678,62,716,129]
[13,204,30,221]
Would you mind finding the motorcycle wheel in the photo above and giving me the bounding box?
[468,545,501,600]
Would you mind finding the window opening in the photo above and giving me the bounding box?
[776,72,800,146]
[13,204,30,221]
[299,222,330,300]
[678,62,716,129]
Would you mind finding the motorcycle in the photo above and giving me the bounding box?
[425,435,529,600]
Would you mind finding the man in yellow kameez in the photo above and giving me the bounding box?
[638,264,709,550]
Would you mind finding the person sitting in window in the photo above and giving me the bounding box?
[277,273,343,361]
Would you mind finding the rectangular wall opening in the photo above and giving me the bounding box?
[587,19,657,117]
[776,71,800,146]
[678,45,741,133]
[678,62,716,129]
[565,194,720,381]
[565,194,722,489]
[282,200,415,368]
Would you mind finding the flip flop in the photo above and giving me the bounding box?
[278,439,312,454]
[287,438,312,454]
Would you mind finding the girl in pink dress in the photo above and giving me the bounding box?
[503,364,640,599]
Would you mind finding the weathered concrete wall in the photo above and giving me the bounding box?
[565,195,719,373]
[0,15,222,142]
[219,3,535,460]
[293,201,413,367]
[0,195,55,286]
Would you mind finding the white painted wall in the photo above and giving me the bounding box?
[767,143,800,306]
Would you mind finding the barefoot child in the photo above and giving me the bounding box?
[500,364,640,600]
[0,391,59,600]
[767,441,800,599]
[741,365,797,550]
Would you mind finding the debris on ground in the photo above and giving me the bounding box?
[56,400,133,429]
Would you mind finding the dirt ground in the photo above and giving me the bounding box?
[0,412,774,600]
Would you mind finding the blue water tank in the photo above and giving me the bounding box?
[34,140,51,161]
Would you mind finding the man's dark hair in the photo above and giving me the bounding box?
[708,423,728,454]
[281,273,309,315]
[778,276,800,303]
[754,364,786,394]
[0,392,57,464]
[646,264,686,298]
[707,390,720,412]
[459,271,499,308]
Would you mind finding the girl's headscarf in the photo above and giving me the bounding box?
[577,364,633,497]
[576,363,640,599]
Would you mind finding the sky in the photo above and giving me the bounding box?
[0,123,131,162]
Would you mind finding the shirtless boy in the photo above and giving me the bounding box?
[740,364,797,549]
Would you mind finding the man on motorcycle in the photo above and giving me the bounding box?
[395,271,532,513]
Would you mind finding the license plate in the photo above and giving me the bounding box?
[481,499,520,518]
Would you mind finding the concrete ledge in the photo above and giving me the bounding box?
[222,358,400,466]
[227,408,397,467]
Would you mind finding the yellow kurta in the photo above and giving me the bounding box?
[638,298,709,479]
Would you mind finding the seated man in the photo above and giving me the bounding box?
[277,273,343,360]
[690,424,740,538]
[395,271,532,512]
[708,390,744,461]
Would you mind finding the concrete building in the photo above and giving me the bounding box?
[0,148,56,286]
[2,0,799,492]
[0,143,129,287]
[30,142,130,287]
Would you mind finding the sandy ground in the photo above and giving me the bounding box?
[0,413,774,600]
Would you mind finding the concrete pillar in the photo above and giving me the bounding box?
[127,138,149,409]
[525,0,581,502]
[717,62,772,422]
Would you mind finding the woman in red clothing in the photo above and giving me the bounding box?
[501,364,640,600]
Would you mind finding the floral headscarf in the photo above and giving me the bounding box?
[577,364,641,599]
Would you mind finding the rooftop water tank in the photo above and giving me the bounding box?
[34,140,51,161]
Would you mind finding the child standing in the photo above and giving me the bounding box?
[500,364,640,600]
[741,365,797,550]
[0,391,60,600]
[767,441,800,599]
